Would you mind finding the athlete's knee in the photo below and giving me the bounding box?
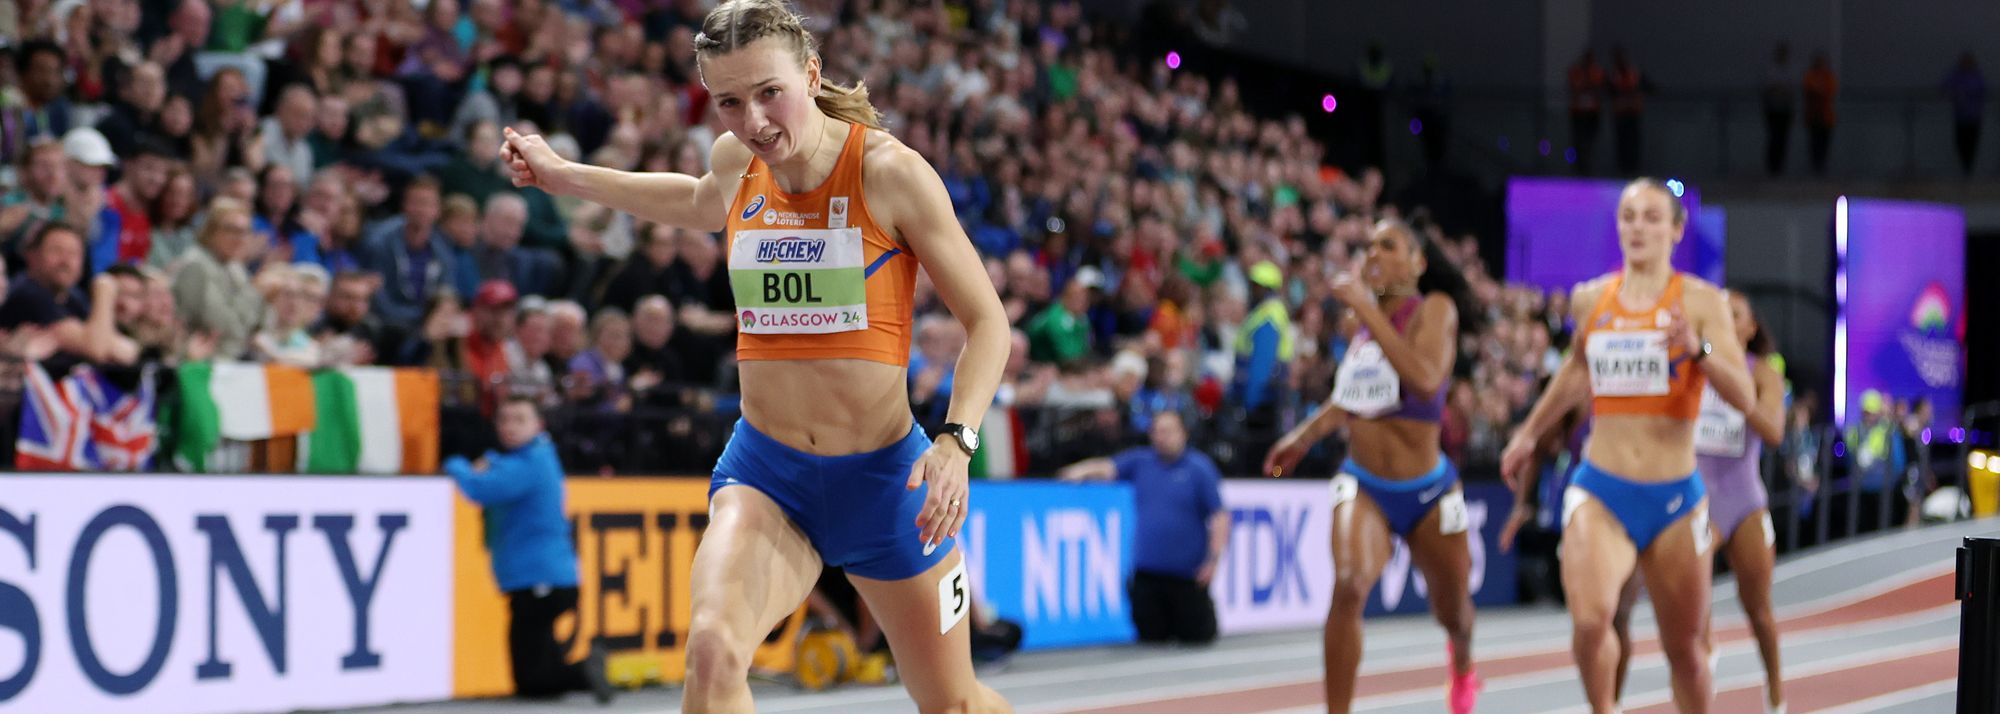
[1657,625,1707,668]
[1330,571,1373,613]
[1570,610,1616,645]
[684,622,753,690]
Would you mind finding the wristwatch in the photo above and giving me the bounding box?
[938,423,981,455]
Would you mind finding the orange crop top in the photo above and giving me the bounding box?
[725,123,916,367]
[1580,272,1705,421]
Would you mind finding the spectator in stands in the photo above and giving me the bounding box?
[261,84,318,187]
[652,222,717,313]
[251,263,328,367]
[466,279,520,396]
[1,138,69,255]
[1943,51,1984,176]
[309,93,350,169]
[252,162,323,266]
[0,222,142,368]
[444,395,614,704]
[566,307,632,412]
[154,0,212,104]
[401,290,471,368]
[544,298,587,381]
[626,295,687,406]
[360,174,454,325]
[95,61,169,158]
[1058,411,1226,645]
[439,193,486,296]
[1233,260,1291,416]
[146,165,202,270]
[600,222,680,313]
[439,120,569,250]
[303,173,364,273]
[94,137,173,273]
[58,127,115,252]
[171,196,266,360]
[314,270,386,366]
[558,203,619,308]
[190,68,261,188]
[1803,51,1838,175]
[505,299,560,405]
[471,193,563,297]
[1763,43,1795,176]
[6,41,75,155]
[154,94,198,161]
[1025,265,1094,364]
[1608,45,1649,174]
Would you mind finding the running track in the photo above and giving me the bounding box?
[366,517,1992,713]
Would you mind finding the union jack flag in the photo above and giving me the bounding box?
[15,362,158,472]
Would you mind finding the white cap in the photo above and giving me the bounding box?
[1073,266,1105,290]
[62,127,117,168]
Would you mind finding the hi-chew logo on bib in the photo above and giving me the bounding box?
[756,236,829,263]
[741,194,767,221]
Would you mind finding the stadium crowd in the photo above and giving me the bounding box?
[0,0,1797,484]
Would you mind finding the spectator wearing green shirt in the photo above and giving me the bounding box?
[1027,267,1098,364]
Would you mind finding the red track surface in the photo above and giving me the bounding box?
[1067,572,1955,714]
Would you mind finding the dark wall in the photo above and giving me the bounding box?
[1092,1,1994,93]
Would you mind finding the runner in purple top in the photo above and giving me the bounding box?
[1689,289,1789,713]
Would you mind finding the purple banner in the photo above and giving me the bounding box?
[1505,177,1725,294]
[1838,198,1966,429]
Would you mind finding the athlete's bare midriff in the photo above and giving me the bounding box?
[1346,418,1442,479]
[739,359,915,455]
[1583,413,1697,480]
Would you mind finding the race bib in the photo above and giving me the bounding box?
[1331,341,1401,417]
[1586,330,1671,397]
[728,228,869,334]
[1694,384,1748,457]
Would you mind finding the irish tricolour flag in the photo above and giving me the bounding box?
[173,361,439,474]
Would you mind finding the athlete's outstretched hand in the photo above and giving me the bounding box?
[1263,429,1311,478]
[1498,502,1534,553]
[500,127,575,196]
[908,439,971,555]
[1498,429,1537,494]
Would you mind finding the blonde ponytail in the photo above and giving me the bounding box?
[816,80,885,130]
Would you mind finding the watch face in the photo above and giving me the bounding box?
[960,429,980,451]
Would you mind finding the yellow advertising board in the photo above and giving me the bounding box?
[453,477,805,696]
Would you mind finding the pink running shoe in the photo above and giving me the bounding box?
[1448,667,1482,714]
[1447,643,1481,714]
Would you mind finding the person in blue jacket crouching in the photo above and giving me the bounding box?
[447,395,614,704]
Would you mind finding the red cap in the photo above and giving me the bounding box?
[473,280,519,309]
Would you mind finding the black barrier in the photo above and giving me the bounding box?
[1959,536,2000,713]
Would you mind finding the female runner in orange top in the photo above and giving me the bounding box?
[498,1,1012,711]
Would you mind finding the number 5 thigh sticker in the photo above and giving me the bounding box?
[938,559,970,634]
[1438,490,1469,535]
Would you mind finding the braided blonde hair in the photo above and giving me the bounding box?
[693,0,885,130]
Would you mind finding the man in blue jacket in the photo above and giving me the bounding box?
[446,395,614,703]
